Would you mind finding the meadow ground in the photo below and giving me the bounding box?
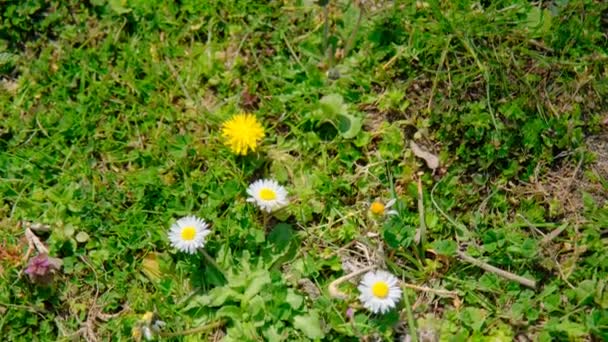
[1,1,607,341]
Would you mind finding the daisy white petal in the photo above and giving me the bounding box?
[142,326,153,341]
[358,270,402,314]
[370,198,398,217]
[247,179,289,212]
[168,216,211,254]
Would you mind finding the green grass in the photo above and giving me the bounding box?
[1,0,607,340]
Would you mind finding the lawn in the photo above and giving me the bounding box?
[1,0,607,341]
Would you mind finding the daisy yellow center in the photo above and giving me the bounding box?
[259,188,277,201]
[142,312,154,322]
[370,201,385,215]
[371,281,390,298]
[180,226,197,241]
[221,114,265,155]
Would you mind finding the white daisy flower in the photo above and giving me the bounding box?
[246,179,289,212]
[142,326,153,341]
[168,216,211,254]
[369,199,398,216]
[134,312,166,341]
[358,270,402,314]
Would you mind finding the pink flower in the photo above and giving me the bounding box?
[25,254,62,285]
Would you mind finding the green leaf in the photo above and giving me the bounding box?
[216,305,241,319]
[247,295,265,316]
[243,270,271,302]
[549,320,587,338]
[108,0,132,14]
[185,287,242,310]
[524,7,552,37]
[336,113,362,139]
[574,279,596,304]
[75,231,89,243]
[460,307,486,332]
[430,239,457,256]
[268,223,293,251]
[285,289,303,309]
[263,325,286,342]
[319,94,346,117]
[293,310,325,339]
[315,94,361,139]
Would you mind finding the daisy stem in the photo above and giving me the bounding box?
[342,0,364,60]
[416,176,427,249]
[200,249,227,279]
[322,3,331,67]
[401,288,418,342]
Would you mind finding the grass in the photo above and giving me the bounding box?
[1,0,607,340]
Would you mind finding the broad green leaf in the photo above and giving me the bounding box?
[550,320,587,338]
[460,307,486,332]
[243,270,271,302]
[293,310,325,339]
[286,289,303,309]
[319,94,346,117]
[184,287,242,310]
[75,231,89,243]
[430,239,457,256]
[263,325,286,342]
[247,295,265,316]
[336,113,362,139]
[216,305,241,319]
[574,279,596,304]
[108,0,132,14]
[268,223,293,251]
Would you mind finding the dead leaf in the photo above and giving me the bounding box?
[410,141,439,170]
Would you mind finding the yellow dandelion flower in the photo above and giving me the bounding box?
[221,114,265,155]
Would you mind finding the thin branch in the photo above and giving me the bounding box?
[401,282,458,297]
[456,250,536,289]
[323,240,357,259]
[25,228,48,254]
[328,265,376,299]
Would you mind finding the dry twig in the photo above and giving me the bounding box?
[456,250,536,289]
[328,265,376,299]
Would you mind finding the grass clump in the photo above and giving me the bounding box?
[1,0,607,341]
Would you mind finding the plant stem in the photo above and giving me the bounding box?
[401,288,418,342]
[416,176,427,250]
[323,4,330,66]
[342,1,364,60]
